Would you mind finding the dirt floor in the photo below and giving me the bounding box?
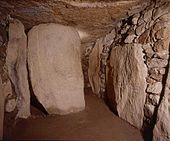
[4,92,144,141]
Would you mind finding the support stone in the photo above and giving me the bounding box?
[107,43,147,129]
[6,19,30,118]
[28,23,85,115]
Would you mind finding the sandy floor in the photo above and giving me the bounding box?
[5,93,144,141]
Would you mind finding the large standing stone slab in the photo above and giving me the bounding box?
[28,23,85,115]
[0,76,4,139]
[107,44,147,128]
[6,19,30,118]
[153,62,170,141]
[88,38,103,95]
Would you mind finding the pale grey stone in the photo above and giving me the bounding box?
[28,23,85,115]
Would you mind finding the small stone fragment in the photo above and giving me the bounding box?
[149,94,160,106]
[5,98,16,113]
[136,23,145,36]
[147,82,162,94]
[132,13,140,25]
[143,9,152,23]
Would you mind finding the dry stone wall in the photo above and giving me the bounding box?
[86,1,170,140]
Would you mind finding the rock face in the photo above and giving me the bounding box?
[0,76,4,139]
[153,62,170,141]
[0,0,150,43]
[107,44,147,128]
[88,38,103,95]
[28,23,85,115]
[6,19,30,118]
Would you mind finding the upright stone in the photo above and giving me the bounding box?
[0,77,4,139]
[153,62,170,141]
[88,38,103,95]
[6,19,30,118]
[107,44,147,128]
[28,23,85,115]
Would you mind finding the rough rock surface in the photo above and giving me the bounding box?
[88,38,103,95]
[107,43,147,129]
[5,99,16,113]
[28,23,85,115]
[0,76,4,139]
[0,0,150,43]
[6,19,30,118]
[153,62,170,141]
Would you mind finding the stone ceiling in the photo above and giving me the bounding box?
[0,0,151,43]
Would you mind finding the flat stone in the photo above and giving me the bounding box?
[28,23,85,115]
[146,77,157,84]
[136,23,145,36]
[107,43,147,129]
[124,34,136,44]
[155,51,169,60]
[143,9,152,23]
[147,58,168,68]
[144,46,154,58]
[132,13,140,25]
[148,94,160,106]
[150,73,163,82]
[6,19,30,118]
[147,82,162,94]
